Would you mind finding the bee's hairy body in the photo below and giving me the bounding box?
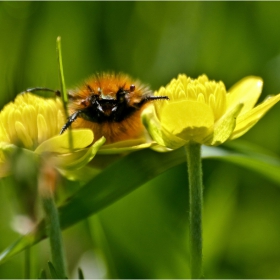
[65,73,167,144]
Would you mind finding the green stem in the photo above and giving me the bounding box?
[56,36,73,151]
[56,36,68,113]
[185,142,203,279]
[39,163,67,279]
[24,246,30,279]
[42,194,67,279]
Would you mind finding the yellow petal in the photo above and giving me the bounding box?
[230,93,280,140]
[15,121,34,148]
[37,114,48,144]
[98,138,153,154]
[35,129,94,154]
[53,136,106,170]
[142,105,187,149]
[227,76,263,115]
[204,103,243,146]
[7,108,17,140]
[160,100,214,143]
[22,105,37,142]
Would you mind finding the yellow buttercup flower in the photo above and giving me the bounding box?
[0,93,65,149]
[0,93,105,177]
[142,74,280,149]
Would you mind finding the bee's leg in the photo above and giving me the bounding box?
[60,110,82,134]
[23,87,61,97]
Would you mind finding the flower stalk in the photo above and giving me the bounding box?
[39,161,67,279]
[24,247,31,279]
[185,142,203,279]
[56,36,68,113]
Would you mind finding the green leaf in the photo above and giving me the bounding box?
[1,141,280,263]
[48,261,59,279]
[222,139,280,185]
[78,267,84,279]
[39,269,47,279]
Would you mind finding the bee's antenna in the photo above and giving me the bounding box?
[146,96,169,101]
[24,87,61,96]
[136,95,169,109]
[60,111,82,134]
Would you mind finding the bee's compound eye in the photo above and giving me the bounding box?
[130,84,135,92]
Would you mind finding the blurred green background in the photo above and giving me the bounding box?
[1,1,280,278]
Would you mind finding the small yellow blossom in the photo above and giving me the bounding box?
[0,93,105,177]
[0,93,65,149]
[142,74,280,149]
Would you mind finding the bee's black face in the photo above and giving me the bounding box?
[80,88,137,123]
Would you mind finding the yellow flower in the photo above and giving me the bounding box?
[0,93,105,177]
[142,74,280,149]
